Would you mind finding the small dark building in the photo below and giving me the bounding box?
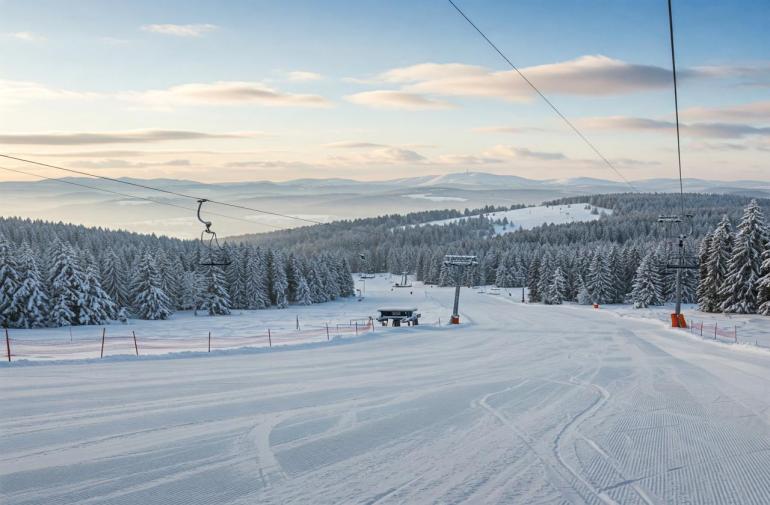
[377,308,420,327]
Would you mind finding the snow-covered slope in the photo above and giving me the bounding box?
[420,203,611,234]
[4,278,770,504]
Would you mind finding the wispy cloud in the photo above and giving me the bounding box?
[351,56,770,106]
[345,90,454,110]
[580,116,770,139]
[0,79,98,105]
[71,159,192,169]
[487,145,567,161]
[128,81,332,108]
[0,129,259,145]
[682,100,770,122]
[287,71,323,82]
[472,126,549,134]
[140,24,218,37]
[4,31,45,42]
[323,141,387,149]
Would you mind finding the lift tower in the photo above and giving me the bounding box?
[443,255,477,324]
[658,215,697,326]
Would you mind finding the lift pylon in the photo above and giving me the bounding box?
[443,255,477,324]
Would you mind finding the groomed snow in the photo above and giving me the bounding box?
[2,276,770,504]
[419,203,611,234]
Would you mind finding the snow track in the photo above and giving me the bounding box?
[2,281,770,504]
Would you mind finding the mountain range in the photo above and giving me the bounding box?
[2,172,769,238]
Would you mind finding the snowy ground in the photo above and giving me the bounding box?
[4,274,444,362]
[418,203,611,235]
[2,277,770,504]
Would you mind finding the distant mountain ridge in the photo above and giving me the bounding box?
[1,172,769,238]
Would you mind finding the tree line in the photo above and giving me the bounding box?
[0,218,355,328]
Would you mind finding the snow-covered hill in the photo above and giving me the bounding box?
[419,203,611,234]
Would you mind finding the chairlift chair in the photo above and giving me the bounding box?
[196,199,231,267]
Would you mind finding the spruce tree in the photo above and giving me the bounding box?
[10,243,48,328]
[701,216,733,312]
[130,252,173,320]
[80,251,115,324]
[547,267,567,305]
[632,252,663,308]
[720,200,767,314]
[587,252,613,304]
[48,241,89,326]
[758,244,770,316]
[199,265,231,316]
[269,250,289,308]
[0,234,21,327]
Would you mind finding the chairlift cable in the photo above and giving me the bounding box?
[447,0,638,192]
[0,153,325,225]
[667,0,685,217]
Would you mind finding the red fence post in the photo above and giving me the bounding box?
[5,328,10,363]
[133,330,139,356]
[208,331,211,352]
[268,328,272,348]
[100,327,106,358]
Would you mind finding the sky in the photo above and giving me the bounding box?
[0,0,768,184]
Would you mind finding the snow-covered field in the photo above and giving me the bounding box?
[3,277,770,504]
[3,275,444,362]
[419,203,611,235]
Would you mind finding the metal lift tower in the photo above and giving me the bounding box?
[443,255,478,324]
[658,215,698,326]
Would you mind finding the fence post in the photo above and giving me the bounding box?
[370,316,374,332]
[133,331,139,356]
[734,325,737,343]
[268,328,272,348]
[100,327,106,358]
[355,321,358,336]
[326,323,329,341]
[208,331,211,352]
[714,322,718,340]
[700,322,703,337]
[5,328,10,363]
[296,315,300,331]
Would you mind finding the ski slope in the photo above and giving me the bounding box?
[2,277,770,504]
[419,204,611,235]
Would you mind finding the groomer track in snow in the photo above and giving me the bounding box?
[2,278,770,504]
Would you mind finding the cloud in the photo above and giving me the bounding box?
[682,100,770,122]
[355,56,770,104]
[132,81,332,108]
[0,79,98,105]
[437,154,503,165]
[580,116,770,139]
[287,71,323,82]
[488,146,567,161]
[5,31,45,42]
[472,126,548,134]
[323,141,387,149]
[345,90,455,110]
[140,24,218,37]
[0,129,257,145]
[71,159,192,169]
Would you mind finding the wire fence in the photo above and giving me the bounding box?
[3,318,379,362]
[686,320,768,349]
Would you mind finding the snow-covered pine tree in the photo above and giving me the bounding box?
[696,232,713,311]
[9,242,48,328]
[720,200,767,314]
[296,275,312,305]
[180,271,201,310]
[245,247,271,309]
[199,264,231,315]
[527,256,541,303]
[130,251,173,320]
[758,243,770,316]
[269,250,289,308]
[587,251,613,304]
[547,266,567,305]
[48,240,89,326]
[336,257,355,297]
[576,276,592,305]
[80,251,115,324]
[631,252,663,308]
[101,247,129,309]
[701,216,733,312]
[537,251,553,304]
[0,234,21,327]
